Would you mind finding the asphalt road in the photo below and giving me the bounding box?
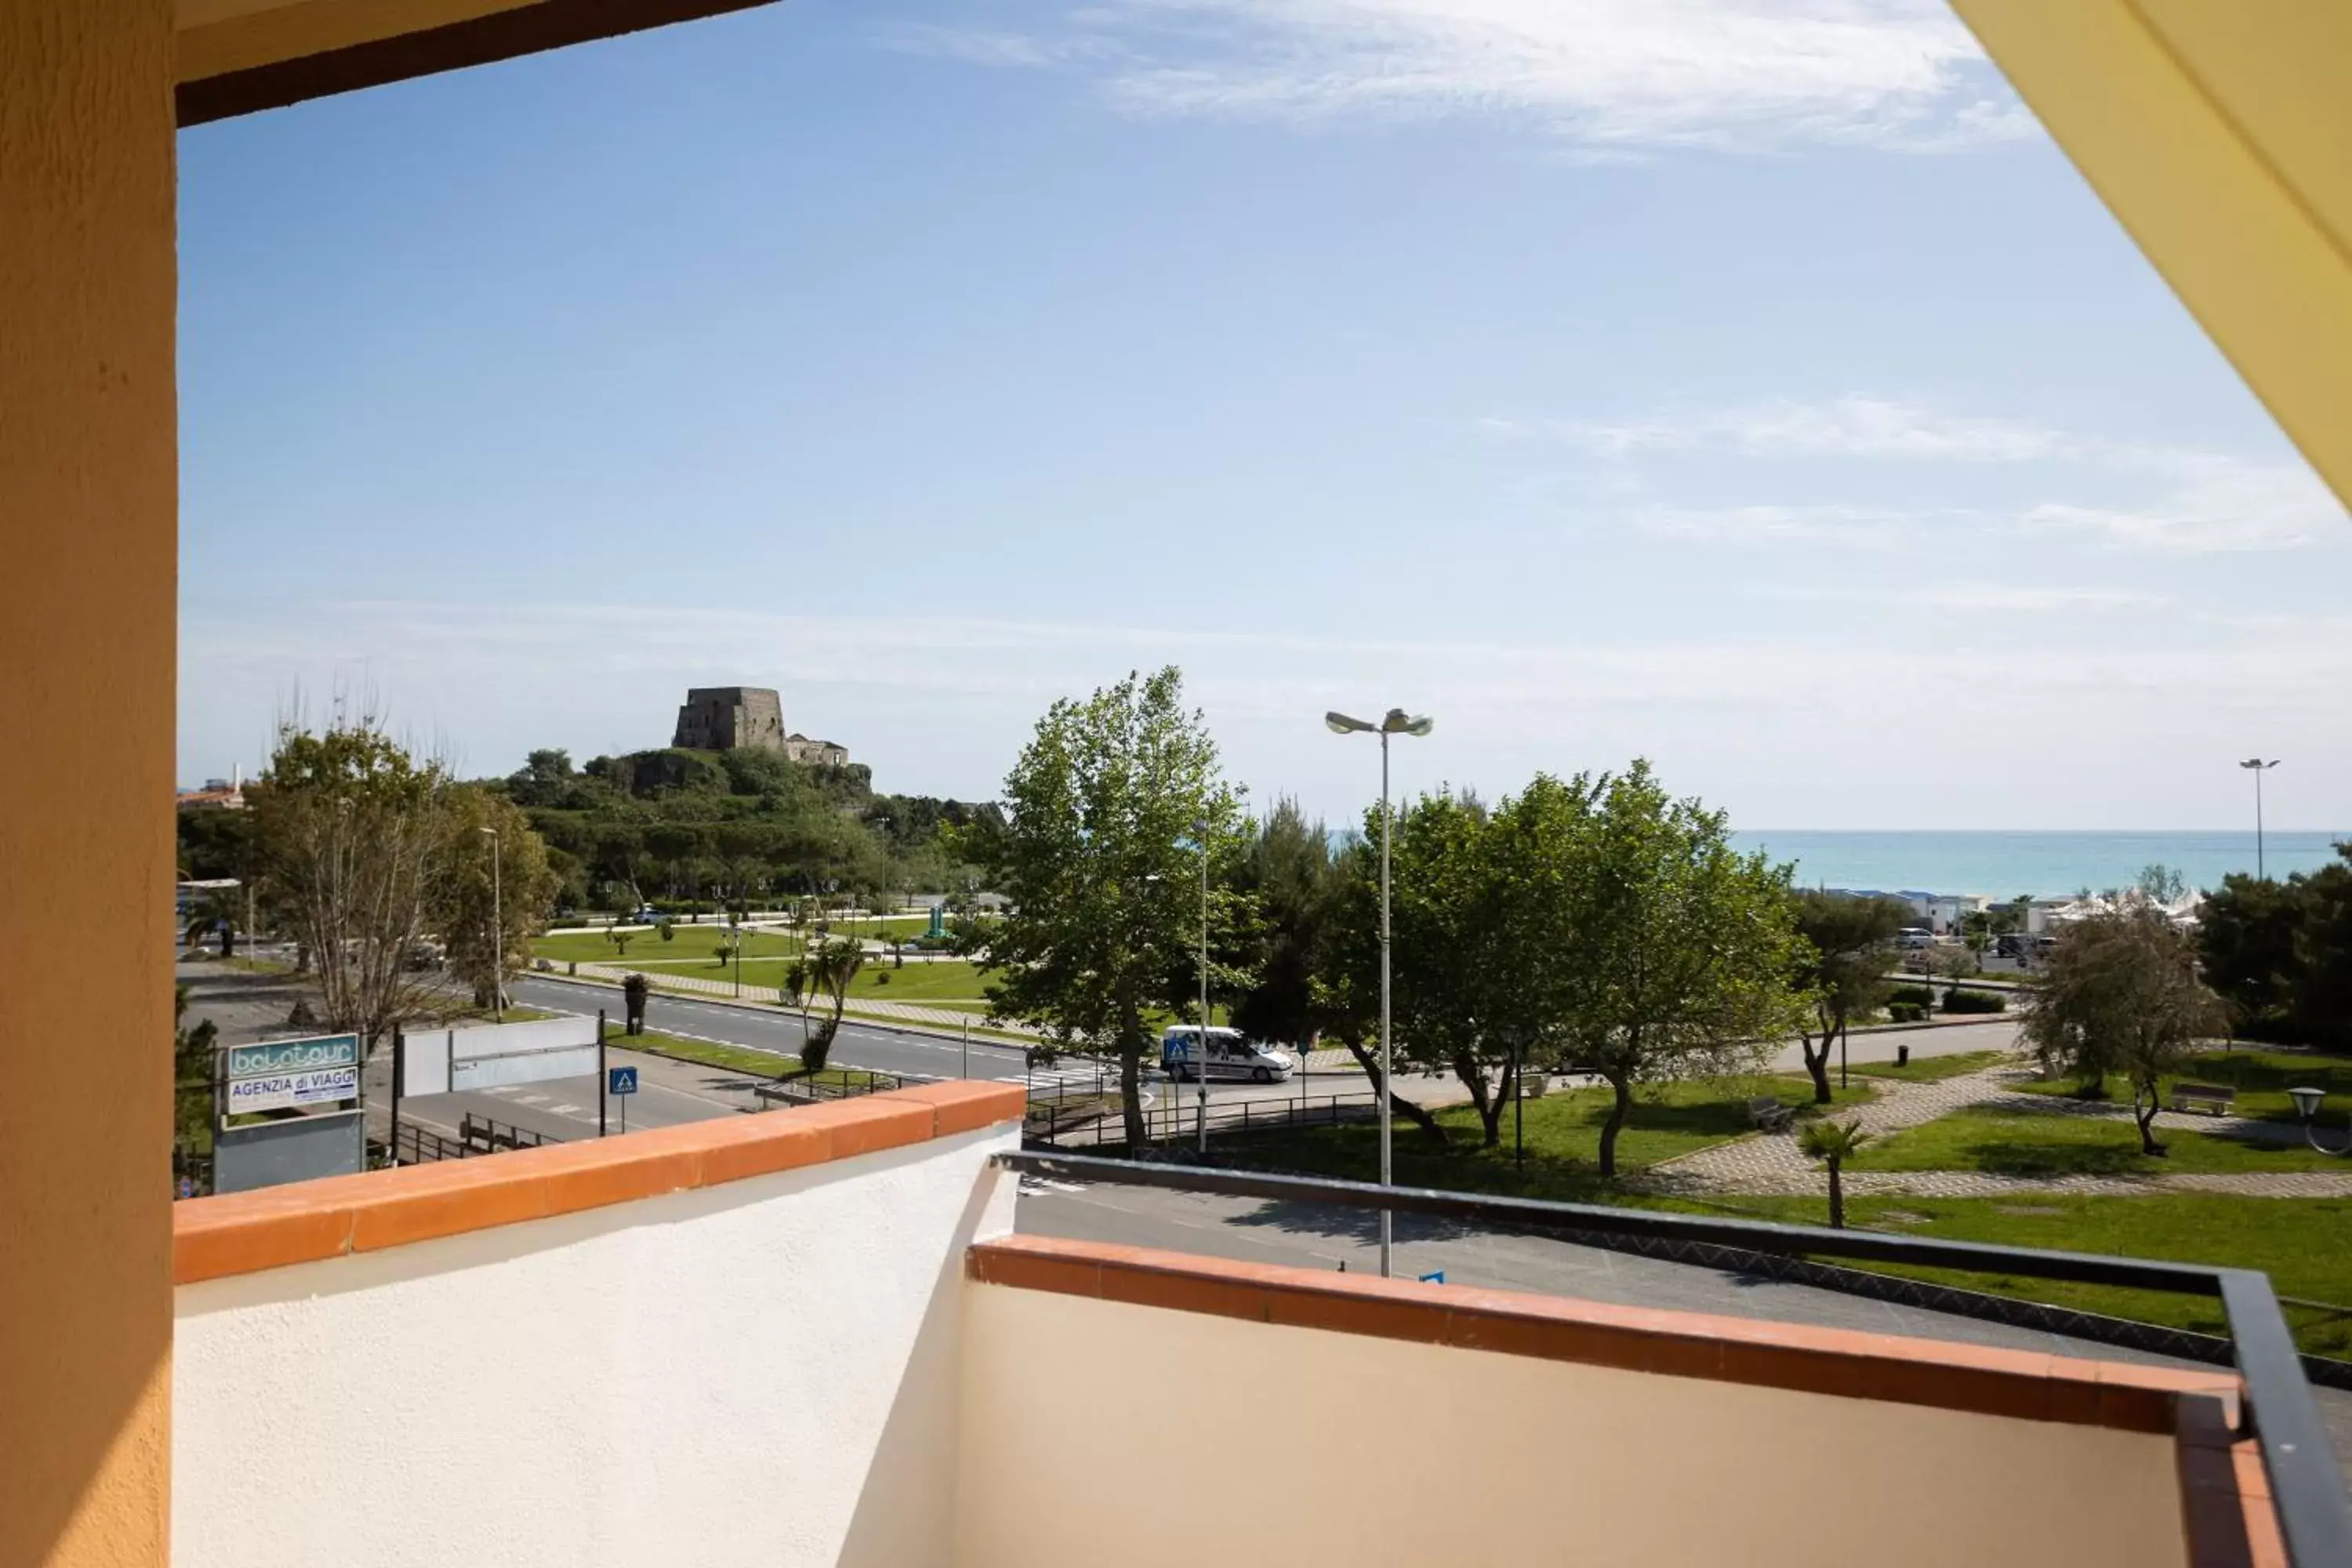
[509,974,1035,1083]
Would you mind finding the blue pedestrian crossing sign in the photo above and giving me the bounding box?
[608,1066,639,1096]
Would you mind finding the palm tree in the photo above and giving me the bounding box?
[798,936,866,1073]
[183,887,241,957]
[1798,1117,1872,1229]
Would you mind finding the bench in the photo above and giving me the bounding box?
[2171,1082,2238,1116]
[1513,1071,1549,1102]
[1748,1097,1795,1134]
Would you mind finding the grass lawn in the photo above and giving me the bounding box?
[1849,1107,2343,1177]
[614,1026,889,1089]
[1219,1075,1875,1201]
[2011,1047,2352,1131]
[1660,1191,2352,1358]
[1847,1049,2012,1083]
[534,925,813,964]
[616,955,991,1004]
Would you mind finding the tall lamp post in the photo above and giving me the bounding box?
[478,825,503,1023]
[2239,758,2281,880]
[1196,817,1211,1158]
[1326,706,1435,1278]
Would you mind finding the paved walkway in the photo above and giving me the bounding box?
[1640,1057,2352,1198]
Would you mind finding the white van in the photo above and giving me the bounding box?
[1161,1026,1295,1084]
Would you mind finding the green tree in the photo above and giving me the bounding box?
[1552,763,1809,1178]
[1791,891,1907,1104]
[1232,798,1345,1052]
[1798,1118,1871,1229]
[2024,908,2228,1154]
[182,884,243,958]
[799,935,866,1072]
[1361,788,1516,1145]
[430,786,559,1012]
[2198,851,2352,1049]
[253,708,452,1052]
[965,668,1253,1146]
[173,984,219,1189]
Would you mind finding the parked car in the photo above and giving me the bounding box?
[1161,1026,1295,1083]
[1896,927,1936,949]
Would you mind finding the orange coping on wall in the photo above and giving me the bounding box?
[967,1232,2240,1431]
[174,1082,1025,1286]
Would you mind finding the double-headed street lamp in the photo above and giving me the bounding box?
[1327,706,1434,1278]
[2239,758,2281,880]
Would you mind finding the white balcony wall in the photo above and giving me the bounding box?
[956,1283,2190,1568]
[172,1128,1017,1568]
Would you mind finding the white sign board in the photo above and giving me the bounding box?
[225,1065,362,1115]
[400,1014,601,1098]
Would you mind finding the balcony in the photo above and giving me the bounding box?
[169,1083,2329,1567]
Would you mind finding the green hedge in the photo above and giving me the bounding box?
[1887,984,1933,1007]
[1940,987,2008,1014]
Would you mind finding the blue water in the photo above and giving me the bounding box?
[1731,831,2348,899]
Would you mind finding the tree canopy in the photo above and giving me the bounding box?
[2198,847,2352,1050]
[966,667,1254,1145]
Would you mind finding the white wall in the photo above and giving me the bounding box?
[172,1127,1017,1568]
[957,1285,2190,1568]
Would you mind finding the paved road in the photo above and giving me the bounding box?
[1015,1176,2352,1474]
[1762,1015,2020,1076]
[510,974,1034,1083]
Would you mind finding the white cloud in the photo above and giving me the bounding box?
[180,596,2352,829]
[1634,502,1933,546]
[884,0,2038,154]
[2017,448,2345,554]
[1514,394,2350,554]
[1911,581,2169,613]
[1544,396,2068,461]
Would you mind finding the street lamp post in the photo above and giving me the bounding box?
[2240,758,2281,879]
[1327,706,1434,1278]
[1197,818,1211,1158]
[478,826,503,1023]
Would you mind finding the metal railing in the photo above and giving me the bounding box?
[1027,1089,1382,1146]
[996,1149,2352,1568]
[459,1112,558,1155]
[751,1067,909,1109]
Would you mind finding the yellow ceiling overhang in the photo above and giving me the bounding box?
[176,0,780,124]
[1951,0,2352,510]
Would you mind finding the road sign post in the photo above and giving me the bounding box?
[608,1064,637,1134]
[597,1009,608,1138]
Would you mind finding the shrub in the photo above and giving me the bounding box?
[1887,984,1933,1008]
[1940,986,2007,1014]
[1888,1001,1925,1023]
[874,969,891,986]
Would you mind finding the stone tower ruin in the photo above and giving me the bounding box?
[673,687,788,753]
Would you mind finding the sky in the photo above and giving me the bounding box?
[177,0,2352,830]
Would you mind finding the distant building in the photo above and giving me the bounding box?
[785,732,848,767]
[672,686,848,766]
[176,769,245,810]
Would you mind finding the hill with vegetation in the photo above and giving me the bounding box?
[499,746,998,914]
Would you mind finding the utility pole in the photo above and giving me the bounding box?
[479,826,503,1022]
[1197,818,1210,1158]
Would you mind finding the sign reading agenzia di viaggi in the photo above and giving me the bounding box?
[223,1033,361,1116]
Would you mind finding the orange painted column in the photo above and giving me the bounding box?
[0,0,180,1563]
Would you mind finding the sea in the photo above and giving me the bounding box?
[1729,830,2349,900]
